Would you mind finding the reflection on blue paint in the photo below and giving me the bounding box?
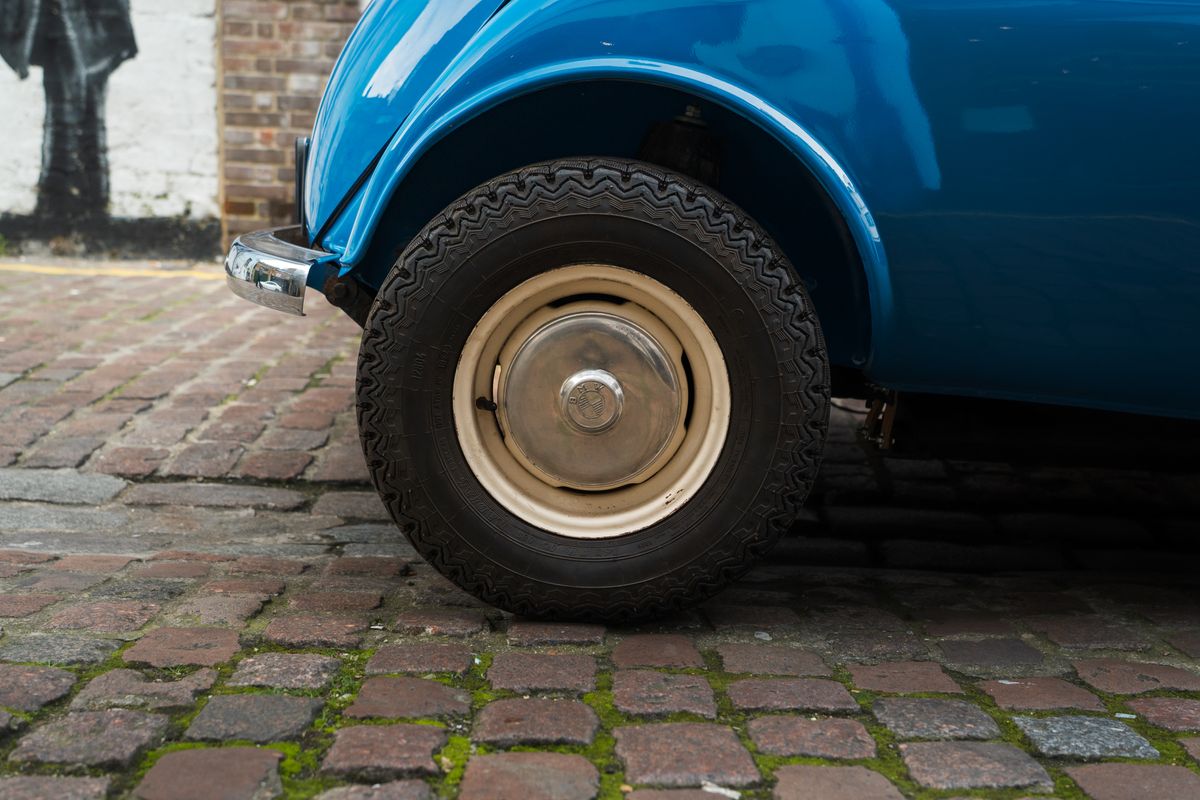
[301,0,1200,420]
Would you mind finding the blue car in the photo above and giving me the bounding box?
[226,0,1200,618]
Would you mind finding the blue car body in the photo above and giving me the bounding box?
[301,0,1200,420]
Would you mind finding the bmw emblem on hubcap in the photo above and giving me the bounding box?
[561,369,623,433]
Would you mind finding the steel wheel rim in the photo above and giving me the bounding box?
[452,264,731,539]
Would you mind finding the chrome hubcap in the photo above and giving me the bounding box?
[452,265,731,539]
[496,307,686,491]
[561,369,624,434]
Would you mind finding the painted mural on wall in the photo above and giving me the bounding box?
[0,0,220,256]
[1,0,137,219]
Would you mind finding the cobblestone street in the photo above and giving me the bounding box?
[0,258,1198,799]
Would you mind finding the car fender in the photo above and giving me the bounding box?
[318,0,929,358]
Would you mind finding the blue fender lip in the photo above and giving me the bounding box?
[328,57,893,366]
[303,0,507,240]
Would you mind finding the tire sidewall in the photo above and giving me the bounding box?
[359,162,826,606]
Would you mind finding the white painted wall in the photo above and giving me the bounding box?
[0,0,219,219]
[0,62,43,217]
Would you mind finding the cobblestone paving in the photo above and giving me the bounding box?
[0,259,1199,798]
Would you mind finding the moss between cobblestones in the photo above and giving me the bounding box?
[208,361,275,405]
[305,354,343,391]
[136,296,194,324]
[580,672,631,800]
[268,740,340,799]
[4,621,1198,800]
[1105,689,1200,776]
[0,644,132,778]
[948,681,1091,800]
[435,734,472,796]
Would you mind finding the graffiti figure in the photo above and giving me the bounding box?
[0,0,136,218]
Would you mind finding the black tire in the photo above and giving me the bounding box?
[357,158,829,620]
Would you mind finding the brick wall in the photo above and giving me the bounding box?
[219,0,363,245]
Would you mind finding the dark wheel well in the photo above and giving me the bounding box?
[350,80,872,373]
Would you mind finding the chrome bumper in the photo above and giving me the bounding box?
[224,226,330,316]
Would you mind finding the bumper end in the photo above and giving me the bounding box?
[224,226,330,316]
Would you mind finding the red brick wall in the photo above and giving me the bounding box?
[219,0,362,245]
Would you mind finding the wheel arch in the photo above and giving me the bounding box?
[338,67,889,371]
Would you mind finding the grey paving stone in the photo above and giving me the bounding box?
[0,664,76,711]
[774,764,904,800]
[0,776,110,800]
[615,723,759,787]
[185,694,323,742]
[1014,715,1159,759]
[71,668,216,711]
[229,653,342,689]
[90,579,186,602]
[123,482,305,510]
[873,698,1000,740]
[134,746,283,800]
[9,709,167,767]
[474,698,599,746]
[939,639,1045,669]
[0,468,126,505]
[0,634,120,665]
[900,742,1053,791]
[0,503,128,533]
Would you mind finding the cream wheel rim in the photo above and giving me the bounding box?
[452,264,731,539]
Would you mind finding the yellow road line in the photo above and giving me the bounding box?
[0,263,224,280]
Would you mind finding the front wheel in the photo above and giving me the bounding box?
[357,158,829,620]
